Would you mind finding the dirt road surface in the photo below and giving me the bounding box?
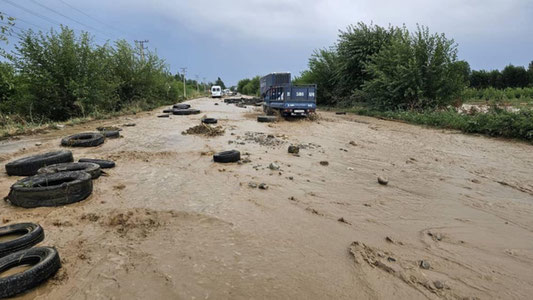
[1,97,532,299]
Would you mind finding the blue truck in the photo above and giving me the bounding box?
[260,72,316,117]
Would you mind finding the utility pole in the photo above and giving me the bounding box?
[134,40,149,61]
[195,75,199,93]
[203,77,207,93]
[180,67,187,98]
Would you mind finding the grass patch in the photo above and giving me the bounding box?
[329,106,533,143]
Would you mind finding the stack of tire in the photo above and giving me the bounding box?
[172,103,200,115]
[0,223,60,298]
[4,150,114,208]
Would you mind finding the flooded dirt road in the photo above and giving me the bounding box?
[1,97,532,299]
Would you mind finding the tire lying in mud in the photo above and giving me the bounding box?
[101,130,120,139]
[257,115,277,123]
[38,162,101,179]
[0,223,44,258]
[173,103,191,109]
[0,247,60,299]
[172,109,201,115]
[7,171,93,208]
[213,150,240,163]
[202,118,217,124]
[78,158,115,169]
[335,112,346,115]
[61,132,105,147]
[96,126,121,132]
[5,150,74,176]
[162,109,173,113]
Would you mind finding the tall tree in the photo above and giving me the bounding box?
[214,77,226,89]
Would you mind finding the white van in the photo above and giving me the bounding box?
[211,86,222,98]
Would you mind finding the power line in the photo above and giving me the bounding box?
[4,0,62,27]
[28,0,115,39]
[57,0,132,38]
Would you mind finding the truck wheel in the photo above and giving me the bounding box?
[257,116,277,123]
[7,171,93,208]
[5,150,74,176]
[38,162,101,179]
[173,104,191,109]
[0,223,44,258]
[0,247,61,298]
[213,150,240,163]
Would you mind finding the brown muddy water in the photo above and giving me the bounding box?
[0,97,532,299]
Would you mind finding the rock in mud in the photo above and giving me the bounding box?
[419,260,430,270]
[349,141,357,146]
[288,145,300,154]
[433,280,444,289]
[248,182,258,188]
[123,123,136,127]
[269,162,280,170]
[320,161,329,166]
[258,183,268,190]
[35,142,42,146]
[378,176,389,185]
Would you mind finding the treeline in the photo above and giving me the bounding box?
[0,26,197,122]
[469,64,533,89]
[237,76,260,95]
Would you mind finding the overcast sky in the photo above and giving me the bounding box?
[2,0,533,85]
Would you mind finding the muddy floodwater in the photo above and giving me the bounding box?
[1,97,532,299]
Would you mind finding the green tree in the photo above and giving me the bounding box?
[362,26,466,110]
[502,64,529,88]
[528,61,533,86]
[335,23,397,97]
[214,77,225,89]
[299,48,338,105]
[237,78,250,93]
[242,76,260,95]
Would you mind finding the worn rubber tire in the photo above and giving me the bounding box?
[162,109,173,113]
[5,150,74,176]
[101,130,120,139]
[335,112,346,115]
[172,109,191,115]
[202,118,217,124]
[78,158,115,169]
[7,171,93,208]
[61,132,104,147]
[257,115,277,123]
[96,126,121,132]
[173,104,191,109]
[38,162,101,179]
[213,150,240,163]
[0,247,61,298]
[0,223,44,258]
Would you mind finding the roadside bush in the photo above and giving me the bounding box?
[362,26,466,110]
[355,108,533,142]
[0,26,188,122]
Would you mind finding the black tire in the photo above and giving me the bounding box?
[162,109,173,113]
[61,132,104,147]
[173,104,191,109]
[0,247,61,298]
[96,126,121,132]
[172,109,191,115]
[5,150,74,176]
[101,130,120,139]
[7,171,93,208]
[0,223,44,258]
[335,112,346,115]
[213,150,240,163]
[158,114,170,118]
[202,118,217,124]
[38,162,101,179]
[257,115,277,123]
[78,158,115,169]
[188,109,201,115]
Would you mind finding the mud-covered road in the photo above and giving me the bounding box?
[1,97,532,299]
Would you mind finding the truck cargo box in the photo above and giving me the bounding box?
[260,73,291,96]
